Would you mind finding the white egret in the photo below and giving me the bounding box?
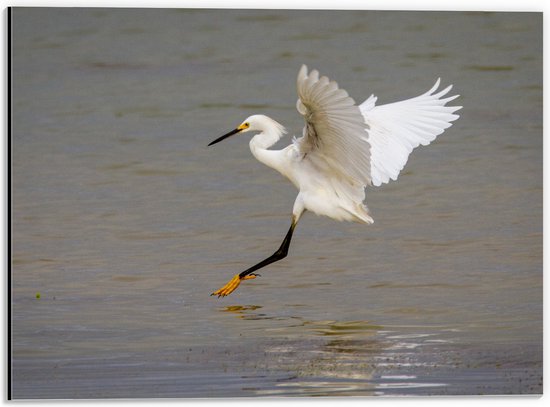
[209,65,461,297]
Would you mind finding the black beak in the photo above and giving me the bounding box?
[208,128,243,146]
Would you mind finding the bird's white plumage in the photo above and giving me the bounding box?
[360,79,462,186]
[221,65,461,225]
[289,65,461,223]
[295,65,372,187]
[210,65,461,297]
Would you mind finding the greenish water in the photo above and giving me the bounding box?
[10,8,542,398]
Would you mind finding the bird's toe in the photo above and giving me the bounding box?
[211,274,243,297]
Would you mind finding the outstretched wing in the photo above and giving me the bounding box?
[295,65,371,187]
[361,79,462,187]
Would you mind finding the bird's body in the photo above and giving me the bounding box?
[209,65,461,297]
[248,115,372,224]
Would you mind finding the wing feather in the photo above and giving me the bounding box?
[360,80,461,186]
[295,65,371,186]
[294,65,461,209]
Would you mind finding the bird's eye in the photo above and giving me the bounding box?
[244,122,250,127]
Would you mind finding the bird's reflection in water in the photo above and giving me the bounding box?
[222,305,263,313]
[221,305,273,321]
[263,320,385,396]
[220,305,387,395]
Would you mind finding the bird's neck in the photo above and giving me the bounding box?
[249,119,285,155]
[249,122,287,174]
[249,119,286,150]
[250,132,279,151]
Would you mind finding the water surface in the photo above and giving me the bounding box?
[11,8,542,398]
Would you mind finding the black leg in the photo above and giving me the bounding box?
[211,216,300,297]
[238,220,297,279]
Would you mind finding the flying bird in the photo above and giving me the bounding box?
[208,65,461,297]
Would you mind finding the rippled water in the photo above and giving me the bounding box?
[10,8,542,398]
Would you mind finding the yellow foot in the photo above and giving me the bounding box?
[211,274,257,298]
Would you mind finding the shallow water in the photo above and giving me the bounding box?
[10,8,542,398]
